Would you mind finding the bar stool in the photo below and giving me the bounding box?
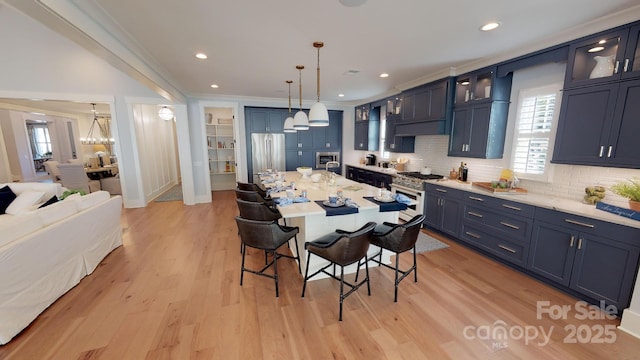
[235,216,300,297]
[357,214,425,302]
[237,181,268,198]
[301,222,376,321]
[235,189,275,208]
[236,199,300,274]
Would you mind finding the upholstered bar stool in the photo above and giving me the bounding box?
[237,181,268,199]
[301,222,376,321]
[234,217,300,297]
[235,189,275,208]
[358,214,425,302]
[236,198,299,273]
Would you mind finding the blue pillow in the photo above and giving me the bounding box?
[38,195,59,208]
[0,185,17,215]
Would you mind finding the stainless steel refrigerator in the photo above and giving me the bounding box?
[251,133,285,182]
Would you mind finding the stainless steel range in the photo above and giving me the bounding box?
[391,172,445,221]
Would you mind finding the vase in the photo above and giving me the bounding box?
[589,55,615,79]
[629,200,640,212]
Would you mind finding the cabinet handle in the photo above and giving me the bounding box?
[468,211,483,218]
[462,144,465,152]
[498,244,517,253]
[614,60,620,74]
[502,204,521,211]
[500,221,520,230]
[298,151,302,156]
[465,231,480,239]
[298,143,302,148]
[569,235,575,248]
[468,196,484,202]
[578,238,583,250]
[624,58,630,72]
[326,143,330,148]
[359,143,363,148]
[607,146,613,158]
[565,219,595,228]
[436,188,448,193]
[598,145,604,157]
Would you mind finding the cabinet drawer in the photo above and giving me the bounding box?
[425,184,464,199]
[464,204,532,242]
[535,207,640,246]
[464,192,535,217]
[461,223,528,266]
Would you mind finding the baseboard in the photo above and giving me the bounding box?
[618,308,640,339]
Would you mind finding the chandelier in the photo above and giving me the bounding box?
[80,103,114,145]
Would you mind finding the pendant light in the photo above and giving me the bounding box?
[283,80,296,133]
[293,65,309,130]
[308,41,329,127]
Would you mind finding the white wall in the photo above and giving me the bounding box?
[132,103,178,203]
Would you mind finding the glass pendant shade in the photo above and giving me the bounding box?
[309,102,329,127]
[293,110,309,130]
[283,116,296,132]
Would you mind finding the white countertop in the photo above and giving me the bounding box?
[423,179,640,229]
[262,171,389,218]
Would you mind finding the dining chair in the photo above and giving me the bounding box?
[356,214,426,302]
[234,216,300,297]
[57,163,101,193]
[302,222,376,321]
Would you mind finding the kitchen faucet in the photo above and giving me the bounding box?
[325,161,340,186]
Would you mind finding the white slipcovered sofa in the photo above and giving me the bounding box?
[0,182,123,344]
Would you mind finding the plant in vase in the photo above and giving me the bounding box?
[610,178,640,211]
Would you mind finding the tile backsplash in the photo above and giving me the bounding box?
[386,135,640,204]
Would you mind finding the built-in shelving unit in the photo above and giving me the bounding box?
[205,107,237,190]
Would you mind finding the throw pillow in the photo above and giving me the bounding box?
[5,190,46,215]
[0,185,17,215]
[38,195,59,208]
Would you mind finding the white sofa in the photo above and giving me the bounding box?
[0,182,123,344]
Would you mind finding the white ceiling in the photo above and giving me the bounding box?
[6,0,640,107]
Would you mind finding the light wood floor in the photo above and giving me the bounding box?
[1,190,638,359]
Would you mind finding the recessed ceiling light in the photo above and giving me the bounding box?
[379,73,389,78]
[339,0,367,7]
[598,40,606,44]
[480,22,500,31]
[30,112,45,116]
[588,46,605,53]
[210,84,219,88]
[195,53,208,59]
[338,93,345,97]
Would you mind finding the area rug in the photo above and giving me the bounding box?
[155,185,183,202]
[411,232,449,254]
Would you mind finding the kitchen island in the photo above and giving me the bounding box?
[263,171,403,280]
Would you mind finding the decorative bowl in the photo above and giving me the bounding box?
[297,167,313,179]
[310,173,322,183]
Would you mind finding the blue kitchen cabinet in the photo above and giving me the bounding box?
[312,111,342,150]
[564,24,640,88]
[285,149,314,171]
[528,208,640,309]
[384,116,415,153]
[448,68,512,159]
[246,107,286,133]
[353,104,379,151]
[552,79,640,168]
[424,184,463,239]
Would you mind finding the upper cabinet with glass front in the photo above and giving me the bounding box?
[355,104,370,122]
[565,24,640,88]
[454,67,496,105]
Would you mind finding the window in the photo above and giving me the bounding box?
[29,124,53,158]
[510,84,561,182]
[379,106,389,159]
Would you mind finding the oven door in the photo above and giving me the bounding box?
[391,184,424,221]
